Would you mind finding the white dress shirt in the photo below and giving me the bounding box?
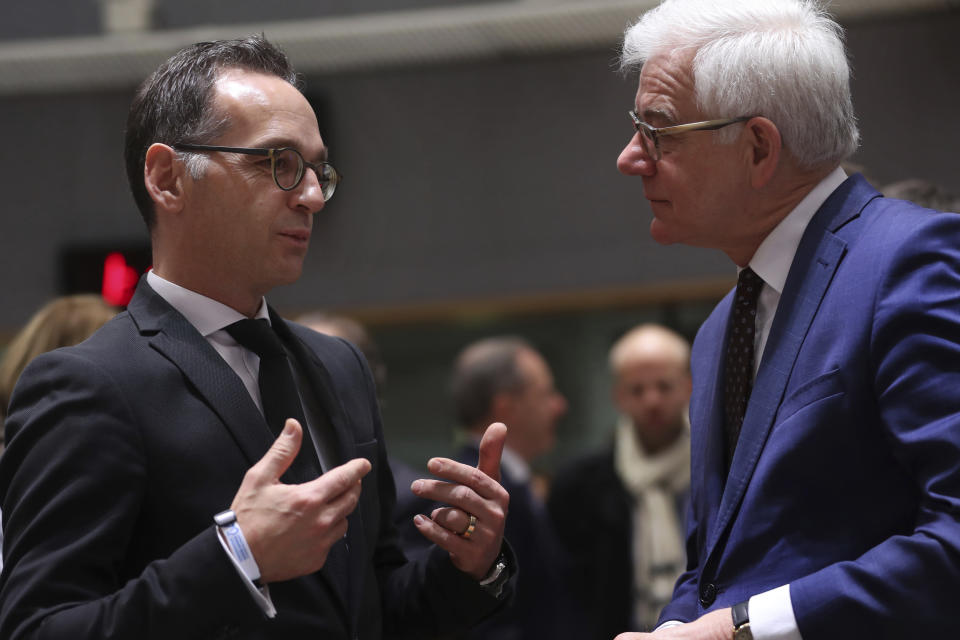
[658,166,848,640]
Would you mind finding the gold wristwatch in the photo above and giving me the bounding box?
[732,601,753,640]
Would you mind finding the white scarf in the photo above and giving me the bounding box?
[613,415,690,630]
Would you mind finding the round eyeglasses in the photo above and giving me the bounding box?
[172,143,342,201]
[628,111,754,161]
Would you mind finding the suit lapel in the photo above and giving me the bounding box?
[271,312,354,465]
[272,313,363,625]
[127,279,274,467]
[689,298,732,545]
[131,283,360,625]
[704,175,879,564]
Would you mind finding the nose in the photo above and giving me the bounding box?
[617,133,657,176]
[292,167,326,214]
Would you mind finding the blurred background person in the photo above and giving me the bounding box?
[296,311,433,555]
[0,293,117,573]
[449,335,571,640]
[0,294,118,437]
[882,178,960,211]
[549,324,691,637]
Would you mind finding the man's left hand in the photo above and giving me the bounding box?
[615,608,732,640]
[411,422,509,580]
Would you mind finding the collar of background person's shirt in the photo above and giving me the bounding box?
[499,444,531,485]
[747,165,848,294]
[466,432,531,485]
[146,270,270,336]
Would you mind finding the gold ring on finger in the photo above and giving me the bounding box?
[460,514,478,539]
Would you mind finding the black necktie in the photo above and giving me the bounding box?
[226,318,320,482]
[226,319,348,597]
[723,267,763,468]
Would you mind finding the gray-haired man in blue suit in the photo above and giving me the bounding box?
[614,1,960,639]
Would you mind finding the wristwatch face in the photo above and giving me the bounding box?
[733,622,753,640]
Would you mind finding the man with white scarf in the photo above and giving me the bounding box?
[549,324,691,638]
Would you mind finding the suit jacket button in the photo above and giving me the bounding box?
[699,582,717,607]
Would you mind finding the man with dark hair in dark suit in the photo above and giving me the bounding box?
[0,35,513,640]
[449,336,572,640]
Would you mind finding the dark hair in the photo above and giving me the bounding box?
[124,34,299,229]
[450,336,532,428]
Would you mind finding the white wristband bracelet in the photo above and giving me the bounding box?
[214,509,262,587]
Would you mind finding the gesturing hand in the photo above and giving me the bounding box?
[230,419,371,584]
[411,422,510,580]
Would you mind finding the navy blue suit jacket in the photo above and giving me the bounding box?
[660,175,960,637]
[0,280,506,640]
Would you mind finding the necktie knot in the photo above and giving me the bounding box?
[225,318,285,358]
[736,267,763,308]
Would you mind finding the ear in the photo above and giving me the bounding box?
[144,143,187,216]
[744,117,782,190]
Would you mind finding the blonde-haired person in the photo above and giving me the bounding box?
[549,324,691,638]
[0,294,116,573]
[0,294,117,438]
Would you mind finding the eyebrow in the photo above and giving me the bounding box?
[641,107,677,126]
[253,136,328,162]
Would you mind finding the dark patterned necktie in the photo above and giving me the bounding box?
[226,318,320,481]
[723,267,763,469]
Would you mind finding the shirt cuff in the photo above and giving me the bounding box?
[750,584,802,640]
[655,620,684,631]
[216,527,276,618]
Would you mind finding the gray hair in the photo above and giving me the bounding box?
[621,0,859,168]
[882,178,960,212]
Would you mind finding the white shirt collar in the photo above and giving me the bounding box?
[146,270,269,336]
[748,166,848,293]
[466,432,531,485]
[499,445,531,485]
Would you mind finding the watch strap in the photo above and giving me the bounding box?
[478,551,510,598]
[732,600,749,627]
[732,600,752,640]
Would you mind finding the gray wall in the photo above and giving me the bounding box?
[0,9,957,470]
[1,10,956,332]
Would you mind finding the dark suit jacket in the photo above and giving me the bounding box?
[454,444,573,640]
[0,280,507,640]
[548,444,688,639]
[661,175,960,638]
[548,446,633,640]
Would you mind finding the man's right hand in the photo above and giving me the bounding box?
[229,419,371,584]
